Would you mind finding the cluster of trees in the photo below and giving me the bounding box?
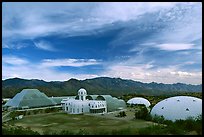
[138,115,202,135]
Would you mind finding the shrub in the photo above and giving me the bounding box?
[134,106,149,120]
[2,125,40,135]
[151,115,165,124]
[116,111,127,117]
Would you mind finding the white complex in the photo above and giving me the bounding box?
[127,97,151,107]
[61,88,108,114]
[150,96,202,121]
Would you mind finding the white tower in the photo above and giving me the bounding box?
[78,88,87,101]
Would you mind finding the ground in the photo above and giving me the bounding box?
[7,109,158,135]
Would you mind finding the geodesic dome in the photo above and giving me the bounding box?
[150,96,202,121]
[127,97,151,107]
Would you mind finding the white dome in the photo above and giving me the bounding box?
[78,88,87,95]
[127,97,151,107]
[150,96,202,121]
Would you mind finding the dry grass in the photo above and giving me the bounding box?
[7,111,156,135]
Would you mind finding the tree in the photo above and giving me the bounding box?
[134,106,149,120]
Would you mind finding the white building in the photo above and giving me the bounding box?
[61,88,107,114]
[127,97,151,107]
[150,96,202,121]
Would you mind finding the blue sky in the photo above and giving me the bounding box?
[2,2,202,84]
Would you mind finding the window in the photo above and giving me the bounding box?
[161,107,164,109]
[186,108,189,111]
[82,108,83,112]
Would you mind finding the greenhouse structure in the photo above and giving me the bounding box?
[4,89,66,110]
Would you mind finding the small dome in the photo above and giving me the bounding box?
[127,97,151,107]
[150,96,202,121]
[78,88,87,95]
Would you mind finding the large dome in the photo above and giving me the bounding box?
[78,88,87,95]
[127,97,151,107]
[150,96,202,121]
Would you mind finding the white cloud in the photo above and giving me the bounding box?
[155,43,195,51]
[2,55,202,84]
[2,56,101,81]
[2,56,28,65]
[2,43,28,49]
[2,64,71,81]
[94,2,179,22]
[2,2,186,40]
[170,71,193,76]
[101,64,202,85]
[33,40,56,51]
[41,58,101,67]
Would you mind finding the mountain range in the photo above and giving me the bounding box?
[2,77,202,98]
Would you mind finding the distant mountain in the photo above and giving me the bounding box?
[2,77,202,98]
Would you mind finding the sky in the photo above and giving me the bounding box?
[2,2,202,84]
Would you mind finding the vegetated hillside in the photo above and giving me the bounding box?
[2,77,202,98]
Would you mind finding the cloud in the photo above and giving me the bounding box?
[33,40,56,51]
[2,43,28,49]
[94,2,179,22]
[2,54,99,81]
[2,55,28,65]
[101,64,202,84]
[2,56,101,82]
[41,58,101,67]
[2,2,202,85]
[2,2,186,40]
[155,43,195,51]
[2,55,202,84]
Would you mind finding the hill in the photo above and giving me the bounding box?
[2,77,202,98]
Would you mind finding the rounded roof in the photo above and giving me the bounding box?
[78,88,87,95]
[96,95,126,112]
[127,97,151,107]
[86,95,98,100]
[150,96,202,121]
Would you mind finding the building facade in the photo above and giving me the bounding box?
[61,88,126,114]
